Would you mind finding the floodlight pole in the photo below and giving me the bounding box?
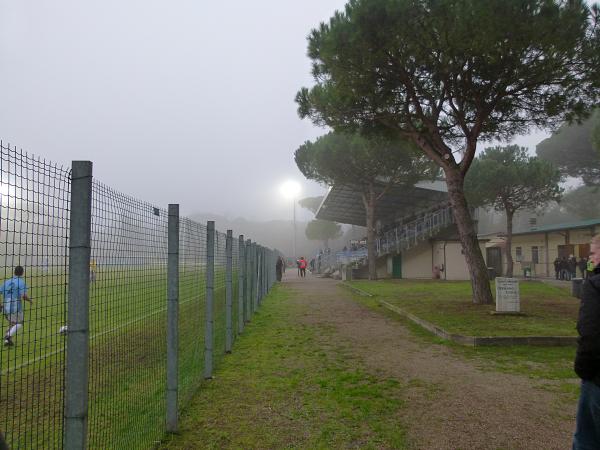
[292,196,297,258]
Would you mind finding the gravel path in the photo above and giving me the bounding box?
[285,272,576,450]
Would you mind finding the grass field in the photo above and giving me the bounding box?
[0,264,244,450]
[350,279,578,337]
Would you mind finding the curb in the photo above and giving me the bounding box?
[339,282,374,297]
[378,300,577,347]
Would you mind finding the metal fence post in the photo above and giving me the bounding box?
[225,230,233,353]
[166,204,179,433]
[238,235,245,333]
[261,247,265,301]
[65,161,92,450]
[263,248,267,299]
[270,251,273,289]
[269,251,273,290]
[250,244,254,312]
[245,239,252,321]
[256,246,261,306]
[204,221,215,379]
[256,245,263,310]
[252,243,258,312]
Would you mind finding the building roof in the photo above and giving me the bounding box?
[315,180,449,226]
[511,218,600,236]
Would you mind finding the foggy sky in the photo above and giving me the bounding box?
[0,1,549,222]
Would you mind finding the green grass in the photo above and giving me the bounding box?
[0,265,241,450]
[350,279,578,337]
[161,285,409,450]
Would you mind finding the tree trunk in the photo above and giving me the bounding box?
[505,209,514,278]
[365,190,378,281]
[444,168,493,304]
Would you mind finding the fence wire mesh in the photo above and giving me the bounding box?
[0,141,277,449]
[214,231,227,364]
[178,217,207,408]
[88,181,168,450]
[0,142,70,450]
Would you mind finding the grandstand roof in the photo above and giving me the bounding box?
[315,180,449,227]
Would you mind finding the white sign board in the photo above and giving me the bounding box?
[495,277,520,312]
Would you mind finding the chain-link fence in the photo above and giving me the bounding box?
[0,143,278,449]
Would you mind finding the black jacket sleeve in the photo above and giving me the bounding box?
[575,278,600,380]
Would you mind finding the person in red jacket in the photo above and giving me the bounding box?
[298,257,307,278]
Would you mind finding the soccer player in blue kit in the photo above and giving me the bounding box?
[1,266,32,347]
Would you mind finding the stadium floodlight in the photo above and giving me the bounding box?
[280,180,301,200]
[279,180,301,257]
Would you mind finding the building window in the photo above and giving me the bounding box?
[515,246,522,262]
[532,246,539,264]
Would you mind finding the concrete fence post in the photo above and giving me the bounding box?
[238,235,245,333]
[65,161,93,450]
[166,204,179,433]
[225,230,233,353]
[204,221,215,379]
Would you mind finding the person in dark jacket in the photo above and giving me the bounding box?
[553,257,561,280]
[579,257,588,279]
[573,236,600,448]
[275,257,284,282]
[570,255,578,280]
[561,256,570,280]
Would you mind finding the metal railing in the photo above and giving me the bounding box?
[376,205,455,257]
[0,141,279,450]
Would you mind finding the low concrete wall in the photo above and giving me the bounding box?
[378,300,576,347]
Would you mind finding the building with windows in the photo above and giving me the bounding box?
[483,219,600,278]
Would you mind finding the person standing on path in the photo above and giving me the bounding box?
[554,257,561,280]
[276,256,284,282]
[1,266,32,347]
[573,235,600,448]
[570,255,578,281]
[298,257,307,278]
[561,256,570,280]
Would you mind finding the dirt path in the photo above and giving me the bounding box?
[285,272,576,450]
